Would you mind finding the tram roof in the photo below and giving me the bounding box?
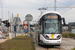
[41,11,61,17]
[37,11,62,22]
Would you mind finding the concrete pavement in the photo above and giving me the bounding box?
[0,39,7,43]
[34,38,75,50]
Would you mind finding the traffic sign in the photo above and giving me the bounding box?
[23,25,28,30]
[25,14,33,22]
[24,30,28,32]
[23,20,28,24]
[14,25,17,31]
[2,20,10,27]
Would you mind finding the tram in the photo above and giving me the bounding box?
[35,11,65,46]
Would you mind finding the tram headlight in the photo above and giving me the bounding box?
[46,35,49,38]
[57,35,61,39]
[43,35,49,39]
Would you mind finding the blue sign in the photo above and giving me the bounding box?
[14,25,17,31]
[24,30,28,32]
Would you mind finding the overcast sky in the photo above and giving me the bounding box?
[0,0,75,24]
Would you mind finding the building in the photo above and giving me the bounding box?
[68,22,75,33]
[10,14,22,33]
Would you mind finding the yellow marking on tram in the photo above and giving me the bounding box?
[51,34,54,39]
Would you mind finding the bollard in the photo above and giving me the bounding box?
[7,36,9,40]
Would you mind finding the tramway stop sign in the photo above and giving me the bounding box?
[23,20,28,32]
[23,20,28,24]
[23,25,28,30]
[23,25,28,32]
[24,30,28,32]
[25,14,33,36]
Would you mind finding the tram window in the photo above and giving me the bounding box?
[40,13,61,33]
[43,19,60,33]
[45,23,56,29]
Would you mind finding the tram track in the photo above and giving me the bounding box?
[46,48,61,50]
[47,48,61,50]
[34,37,75,50]
[34,38,62,50]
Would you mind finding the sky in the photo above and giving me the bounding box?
[0,0,75,24]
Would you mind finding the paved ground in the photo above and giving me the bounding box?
[0,39,7,43]
[34,38,75,50]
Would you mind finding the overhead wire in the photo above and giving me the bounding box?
[39,0,47,14]
[62,8,72,15]
[54,0,75,15]
[44,0,47,7]
[56,0,66,7]
[46,0,57,11]
[47,1,55,7]
[44,0,54,11]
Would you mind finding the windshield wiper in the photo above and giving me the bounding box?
[54,28,58,33]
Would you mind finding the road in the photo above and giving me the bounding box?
[33,38,75,50]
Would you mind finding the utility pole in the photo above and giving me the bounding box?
[7,11,9,40]
[1,4,3,32]
[2,5,3,20]
[10,13,13,33]
[54,0,56,11]
[1,4,3,20]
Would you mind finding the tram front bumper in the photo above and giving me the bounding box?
[39,40,61,45]
[39,34,61,45]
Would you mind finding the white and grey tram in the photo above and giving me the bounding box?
[35,11,65,46]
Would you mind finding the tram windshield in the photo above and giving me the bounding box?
[42,14,61,34]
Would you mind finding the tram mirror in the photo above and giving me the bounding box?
[62,18,66,25]
[39,19,42,25]
[39,21,41,25]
